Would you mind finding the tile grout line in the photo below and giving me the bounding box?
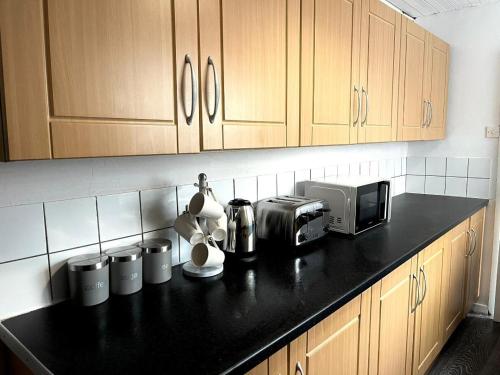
[41,203,54,302]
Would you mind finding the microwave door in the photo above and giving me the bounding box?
[355,183,381,234]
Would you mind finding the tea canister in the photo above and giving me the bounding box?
[67,253,109,306]
[105,245,143,295]
[138,238,172,284]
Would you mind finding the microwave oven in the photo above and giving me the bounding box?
[303,177,392,235]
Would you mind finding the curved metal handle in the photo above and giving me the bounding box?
[470,228,478,257]
[206,56,220,124]
[411,273,420,312]
[428,101,433,127]
[295,361,304,375]
[465,230,472,257]
[183,54,197,125]
[422,101,428,128]
[361,87,368,126]
[353,86,361,126]
[419,266,427,305]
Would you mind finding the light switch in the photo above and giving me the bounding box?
[485,126,499,138]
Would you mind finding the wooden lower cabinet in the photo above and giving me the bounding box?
[464,208,485,314]
[246,345,288,375]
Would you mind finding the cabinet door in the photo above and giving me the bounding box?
[441,220,468,343]
[397,19,427,141]
[413,238,444,375]
[300,0,361,146]
[47,0,199,157]
[358,0,401,143]
[369,258,417,375]
[465,208,486,313]
[199,0,300,150]
[246,346,288,375]
[423,34,449,140]
[305,290,371,375]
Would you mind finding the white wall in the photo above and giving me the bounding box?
[415,2,500,313]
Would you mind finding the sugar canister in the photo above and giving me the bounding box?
[67,253,109,306]
[105,245,143,295]
[138,238,172,284]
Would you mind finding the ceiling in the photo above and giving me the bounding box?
[386,0,500,18]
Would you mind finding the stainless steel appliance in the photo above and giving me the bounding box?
[255,196,330,246]
[303,177,391,235]
[224,199,256,257]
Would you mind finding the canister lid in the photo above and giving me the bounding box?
[67,253,109,272]
[105,245,142,262]
[138,238,172,254]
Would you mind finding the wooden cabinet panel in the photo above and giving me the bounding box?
[423,35,449,140]
[246,346,288,375]
[397,19,427,141]
[441,220,468,342]
[300,0,361,146]
[413,238,444,375]
[0,0,50,160]
[465,208,485,313]
[200,0,299,150]
[369,258,417,375]
[306,290,371,375]
[358,0,400,143]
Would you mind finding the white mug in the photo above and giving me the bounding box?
[174,213,205,245]
[189,192,224,219]
[191,241,225,268]
[207,214,227,242]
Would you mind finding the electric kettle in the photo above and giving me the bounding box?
[224,199,256,258]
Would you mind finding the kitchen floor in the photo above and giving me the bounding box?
[429,316,500,375]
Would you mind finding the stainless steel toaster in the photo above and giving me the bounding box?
[255,196,330,246]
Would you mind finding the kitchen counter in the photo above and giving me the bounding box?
[0,193,488,374]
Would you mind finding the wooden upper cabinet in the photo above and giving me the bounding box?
[369,258,417,375]
[465,208,485,314]
[413,238,445,375]
[397,19,427,141]
[46,0,199,157]
[0,0,51,160]
[199,0,300,150]
[300,0,361,146]
[358,0,400,143]
[423,34,449,140]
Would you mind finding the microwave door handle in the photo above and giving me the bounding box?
[379,181,391,221]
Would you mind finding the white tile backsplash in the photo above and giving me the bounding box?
[325,165,337,177]
[425,176,446,195]
[311,168,325,181]
[0,255,52,319]
[407,157,426,175]
[209,179,234,207]
[141,187,177,232]
[0,204,46,263]
[101,235,142,251]
[401,157,407,175]
[445,177,467,197]
[179,237,192,264]
[234,176,258,202]
[144,228,180,266]
[257,174,277,200]
[360,162,370,177]
[446,157,468,177]
[425,157,446,176]
[349,162,360,177]
[467,178,491,199]
[49,244,100,304]
[177,184,199,215]
[294,169,311,195]
[406,175,425,194]
[277,171,295,196]
[394,176,406,196]
[338,164,349,176]
[97,192,142,242]
[468,158,491,179]
[369,161,379,177]
[45,197,99,252]
[394,158,402,177]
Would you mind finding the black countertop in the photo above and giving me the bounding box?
[0,194,488,375]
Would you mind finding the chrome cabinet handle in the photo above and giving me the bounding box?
[465,230,472,257]
[295,361,304,375]
[470,228,478,257]
[419,266,427,305]
[361,87,368,126]
[353,86,361,126]
[428,101,433,127]
[206,56,220,124]
[411,273,420,312]
[183,54,197,125]
[422,101,429,128]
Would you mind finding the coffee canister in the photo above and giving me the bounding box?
[138,238,172,284]
[105,245,143,295]
[67,253,109,306]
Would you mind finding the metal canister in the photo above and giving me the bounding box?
[105,245,143,295]
[138,238,172,284]
[67,253,109,306]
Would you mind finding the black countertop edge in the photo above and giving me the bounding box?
[228,196,489,374]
